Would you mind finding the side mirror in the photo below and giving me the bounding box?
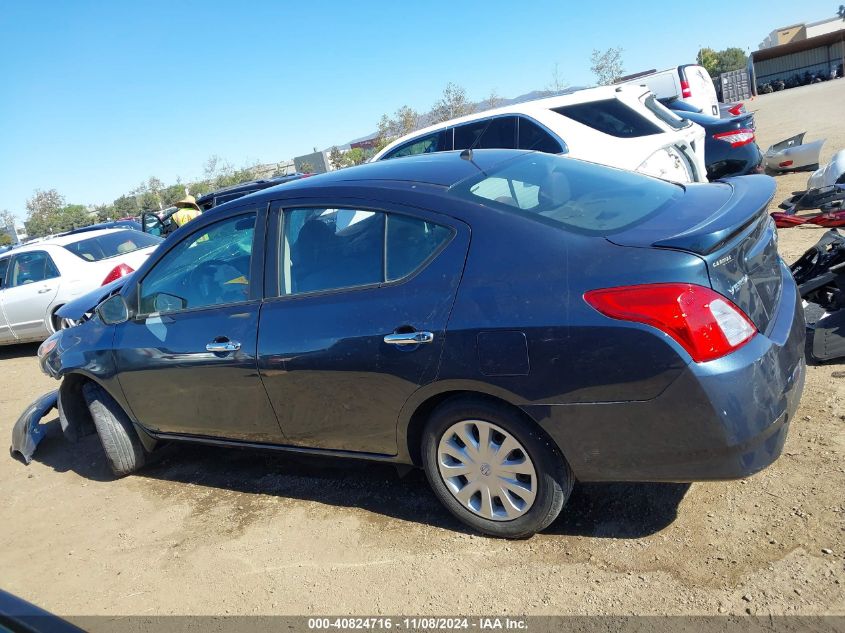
[96,294,130,325]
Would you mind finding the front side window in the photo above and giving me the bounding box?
[280,209,452,295]
[64,230,162,262]
[517,118,564,153]
[8,251,60,287]
[384,131,448,159]
[138,213,256,314]
[449,152,684,236]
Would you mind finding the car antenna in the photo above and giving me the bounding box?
[459,148,488,176]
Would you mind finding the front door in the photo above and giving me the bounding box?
[258,203,470,455]
[0,255,15,343]
[3,250,60,341]
[113,209,283,443]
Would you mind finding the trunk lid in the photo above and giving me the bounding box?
[608,175,782,333]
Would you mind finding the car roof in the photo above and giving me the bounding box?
[375,84,648,155]
[3,229,132,253]
[241,149,532,198]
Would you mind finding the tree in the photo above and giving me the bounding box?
[590,48,625,85]
[430,82,475,123]
[696,47,720,78]
[486,89,502,110]
[0,233,11,246]
[299,161,315,174]
[696,46,747,78]
[329,146,344,170]
[0,209,16,232]
[24,189,65,237]
[545,63,568,95]
[377,105,421,143]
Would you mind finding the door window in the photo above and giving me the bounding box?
[454,117,517,150]
[0,257,8,289]
[8,251,60,287]
[138,213,256,314]
[517,117,564,153]
[383,130,449,159]
[280,209,452,295]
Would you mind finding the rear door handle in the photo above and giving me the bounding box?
[383,331,434,345]
[37,288,52,294]
[206,339,241,353]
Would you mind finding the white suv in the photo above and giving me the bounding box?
[373,85,707,183]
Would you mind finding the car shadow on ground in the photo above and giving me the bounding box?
[24,429,688,538]
[0,342,40,360]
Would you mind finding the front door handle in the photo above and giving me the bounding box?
[37,288,53,294]
[383,331,435,345]
[206,339,241,353]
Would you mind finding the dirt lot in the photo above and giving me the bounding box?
[1,81,843,619]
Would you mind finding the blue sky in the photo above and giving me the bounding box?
[0,0,839,219]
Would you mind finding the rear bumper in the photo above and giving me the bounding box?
[525,263,806,482]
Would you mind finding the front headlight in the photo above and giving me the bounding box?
[637,147,693,183]
[37,331,61,360]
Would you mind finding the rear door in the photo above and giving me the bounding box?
[257,201,470,454]
[3,250,61,340]
[681,64,719,116]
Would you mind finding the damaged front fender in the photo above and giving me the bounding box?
[10,390,58,464]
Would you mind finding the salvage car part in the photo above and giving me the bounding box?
[807,149,845,190]
[778,184,845,214]
[763,133,825,173]
[789,229,845,361]
[10,390,57,464]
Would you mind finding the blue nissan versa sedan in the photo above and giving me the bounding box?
[28,149,805,538]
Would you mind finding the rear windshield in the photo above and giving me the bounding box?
[643,95,691,130]
[63,230,162,262]
[448,153,684,236]
[553,99,662,138]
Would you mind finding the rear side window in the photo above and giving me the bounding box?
[280,209,452,295]
[386,215,452,281]
[449,152,683,236]
[517,118,563,153]
[453,117,517,151]
[384,131,449,159]
[64,230,162,261]
[553,99,662,138]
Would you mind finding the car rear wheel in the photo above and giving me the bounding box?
[82,383,146,477]
[421,397,573,538]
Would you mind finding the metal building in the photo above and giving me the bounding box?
[750,28,845,92]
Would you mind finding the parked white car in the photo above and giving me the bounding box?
[372,85,707,183]
[620,64,719,117]
[0,229,161,345]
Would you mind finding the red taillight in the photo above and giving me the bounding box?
[713,128,755,148]
[728,103,743,116]
[680,79,692,98]
[779,160,793,168]
[101,263,134,286]
[584,283,757,363]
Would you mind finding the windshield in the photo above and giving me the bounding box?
[63,230,162,261]
[448,153,684,236]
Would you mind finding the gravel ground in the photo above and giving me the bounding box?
[0,81,843,619]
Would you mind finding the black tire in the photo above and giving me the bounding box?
[82,382,146,476]
[421,396,573,539]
